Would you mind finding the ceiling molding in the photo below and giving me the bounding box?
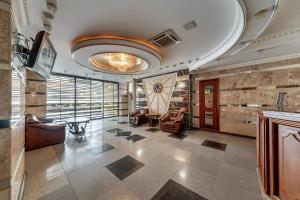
[193,52,300,73]
[189,0,245,71]
[248,26,300,50]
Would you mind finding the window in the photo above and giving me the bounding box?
[76,79,91,118]
[103,82,119,117]
[91,80,103,119]
[46,75,118,121]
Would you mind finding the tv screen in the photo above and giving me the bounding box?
[27,31,57,78]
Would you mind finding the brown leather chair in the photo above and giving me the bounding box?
[129,108,149,125]
[159,109,185,135]
[25,114,66,151]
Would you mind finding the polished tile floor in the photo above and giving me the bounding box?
[24,117,261,200]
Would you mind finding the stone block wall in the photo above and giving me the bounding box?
[25,69,47,117]
[0,1,26,199]
[192,58,300,137]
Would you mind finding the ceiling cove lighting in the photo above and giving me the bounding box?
[71,35,162,75]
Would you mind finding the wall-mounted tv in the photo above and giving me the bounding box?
[27,31,57,78]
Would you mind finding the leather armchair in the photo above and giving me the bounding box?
[129,108,149,125]
[25,115,66,151]
[159,110,185,135]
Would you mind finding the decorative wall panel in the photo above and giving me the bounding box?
[143,73,176,114]
[136,69,192,129]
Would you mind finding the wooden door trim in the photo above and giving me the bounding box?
[199,79,220,132]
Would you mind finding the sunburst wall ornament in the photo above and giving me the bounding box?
[143,73,177,114]
[153,82,163,93]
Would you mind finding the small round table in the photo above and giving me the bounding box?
[65,117,90,141]
[148,114,160,127]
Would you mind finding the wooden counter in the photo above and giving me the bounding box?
[257,109,300,200]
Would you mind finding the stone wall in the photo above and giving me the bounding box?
[192,58,300,137]
[25,69,47,117]
[0,1,25,199]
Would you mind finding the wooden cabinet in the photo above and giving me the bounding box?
[257,112,300,200]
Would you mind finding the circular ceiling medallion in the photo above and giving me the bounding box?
[71,36,162,75]
[153,82,163,93]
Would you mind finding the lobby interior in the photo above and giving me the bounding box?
[1,0,300,200]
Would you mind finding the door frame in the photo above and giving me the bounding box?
[199,79,220,132]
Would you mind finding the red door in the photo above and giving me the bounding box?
[199,79,219,131]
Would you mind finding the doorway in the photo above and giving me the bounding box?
[199,79,219,131]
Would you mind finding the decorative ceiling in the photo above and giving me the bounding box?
[13,0,300,82]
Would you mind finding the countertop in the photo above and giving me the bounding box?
[259,105,300,122]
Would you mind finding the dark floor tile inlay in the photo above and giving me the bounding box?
[106,155,144,180]
[202,139,227,151]
[115,131,131,137]
[168,134,187,140]
[106,128,123,134]
[145,128,160,133]
[118,121,129,124]
[151,179,207,200]
[126,134,146,142]
[90,143,114,155]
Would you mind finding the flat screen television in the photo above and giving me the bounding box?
[27,31,57,78]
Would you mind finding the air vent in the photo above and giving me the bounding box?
[183,20,197,30]
[150,29,182,48]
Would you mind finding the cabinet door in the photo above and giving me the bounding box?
[278,125,300,200]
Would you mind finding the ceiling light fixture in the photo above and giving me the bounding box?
[71,35,162,74]
[90,52,148,73]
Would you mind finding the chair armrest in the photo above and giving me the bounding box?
[175,113,184,122]
[129,111,140,117]
[160,114,170,122]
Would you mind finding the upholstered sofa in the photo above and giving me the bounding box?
[159,109,185,135]
[129,108,149,125]
[25,114,65,151]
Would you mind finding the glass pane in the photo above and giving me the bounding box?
[204,85,213,109]
[46,75,118,121]
[205,111,214,126]
[47,75,61,120]
[76,79,91,118]
[91,80,103,119]
[60,77,75,120]
[113,84,119,116]
[104,82,114,117]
